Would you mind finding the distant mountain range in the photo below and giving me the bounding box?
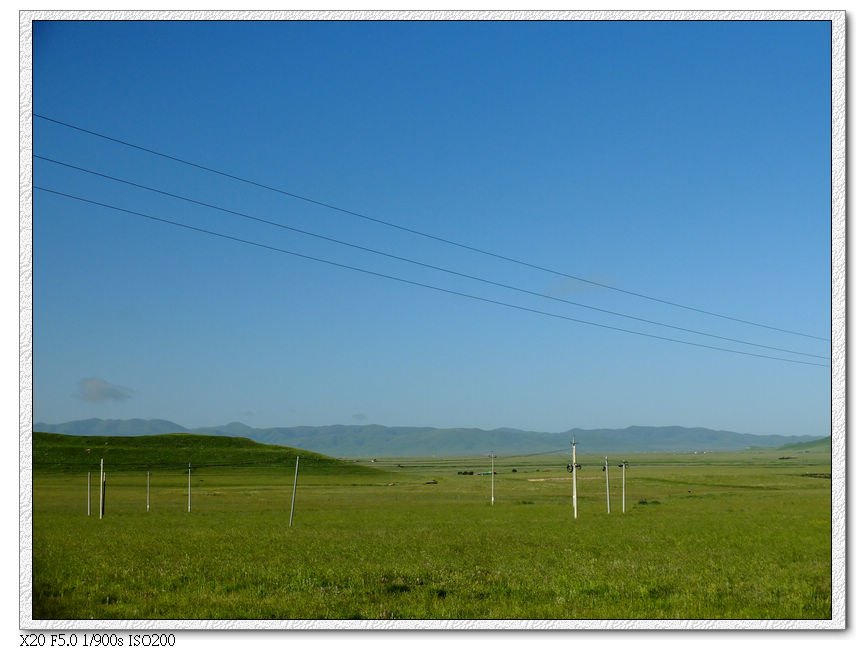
[32,418,824,457]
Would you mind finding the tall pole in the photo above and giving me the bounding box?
[490,453,495,505]
[572,439,577,520]
[289,456,299,527]
[187,462,192,513]
[622,462,626,513]
[605,456,611,514]
[99,458,104,520]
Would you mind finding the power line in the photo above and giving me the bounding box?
[34,154,827,361]
[33,113,829,342]
[356,449,573,465]
[33,456,329,470]
[496,448,573,459]
[35,184,829,368]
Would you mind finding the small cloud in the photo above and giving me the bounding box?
[76,377,134,403]
[352,413,368,422]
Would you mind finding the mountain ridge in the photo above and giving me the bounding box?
[33,418,823,457]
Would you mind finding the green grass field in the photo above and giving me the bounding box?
[30,433,832,621]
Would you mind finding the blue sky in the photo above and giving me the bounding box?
[31,19,831,436]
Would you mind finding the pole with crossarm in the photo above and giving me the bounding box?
[567,440,582,519]
[618,461,629,513]
[572,440,577,519]
[605,456,611,514]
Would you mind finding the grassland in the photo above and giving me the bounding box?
[30,433,832,621]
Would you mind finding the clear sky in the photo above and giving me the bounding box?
[31,18,832,436]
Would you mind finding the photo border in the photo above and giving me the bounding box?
[18,8,847,631]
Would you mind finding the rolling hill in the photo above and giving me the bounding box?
[33,419,823,457]
[777,436,831,452]
[32,431,380,475]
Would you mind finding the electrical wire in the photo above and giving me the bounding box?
[34,154,827,361]
[33,113,830,342]
[35,184,830,368]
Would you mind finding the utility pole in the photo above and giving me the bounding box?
[618,461,629,513]
[187,462,192,513]
[289,456,299,527]
[605,456,611,514]
[567,440,581,519]
[572,439,577,519]
[490,452,496,505]
[99,458,104,520]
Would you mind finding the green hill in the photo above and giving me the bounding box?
[777,436,831,452]
[32,431,380,475]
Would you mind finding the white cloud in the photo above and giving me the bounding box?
[76,377,134,403]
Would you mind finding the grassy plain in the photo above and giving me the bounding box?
[31,434,832,621]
